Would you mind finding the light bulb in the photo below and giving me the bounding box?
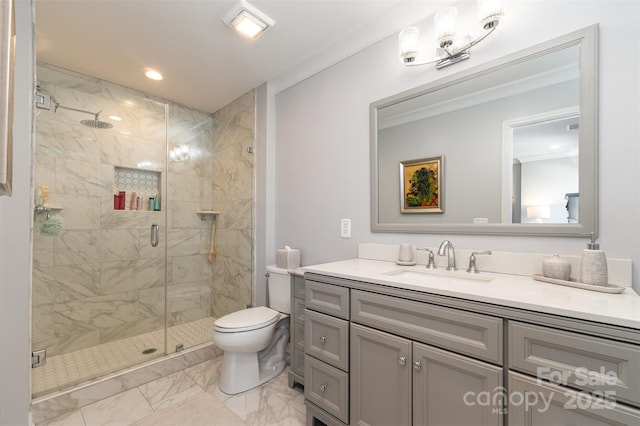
[477,0,503,29]
[434,7,458,48]
[399,27,420,63]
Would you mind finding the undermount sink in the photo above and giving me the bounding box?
[382,268,493,285]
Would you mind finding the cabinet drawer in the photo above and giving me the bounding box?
[510,322,640,407]
[509,372,640,425]
[351,289,503,364]
[294,275,305,298]
[306,280,349,319]
[305,309,349,371]
[294,297,305,323]
[305,355,349,424]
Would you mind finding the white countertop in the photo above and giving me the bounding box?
[303,258,640,330]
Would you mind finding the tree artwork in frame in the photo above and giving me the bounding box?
[0,0,15,196]
[400,156,443,214]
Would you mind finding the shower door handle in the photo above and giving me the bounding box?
[150,224,159,247]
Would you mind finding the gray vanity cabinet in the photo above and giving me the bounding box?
[303,271,640,426]
[509,321,640,408]
[350,322,503,426]
[507,321,640,425]
[509,372,640,425]
[289,272,306,388]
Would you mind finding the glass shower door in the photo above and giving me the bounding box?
[164,91,256,353]
[31,64,169,397]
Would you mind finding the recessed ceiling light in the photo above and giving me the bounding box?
[145,69,163,81]
[109,115,122,121]
[223,0,275,40]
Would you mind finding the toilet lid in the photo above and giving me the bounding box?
[214,306,279,332]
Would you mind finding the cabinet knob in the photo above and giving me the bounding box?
[320,336,327,344]
[413,361,422,371]
[399,355,407,366]
[320,384,327,392]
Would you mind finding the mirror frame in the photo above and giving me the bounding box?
[371,25,598,237]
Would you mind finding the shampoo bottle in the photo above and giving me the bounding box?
[579,233,608,286]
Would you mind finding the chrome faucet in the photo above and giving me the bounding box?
[417,247,437,269]
[466,250,492,274]
[437,240,457,271]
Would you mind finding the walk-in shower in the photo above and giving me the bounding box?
[31,64,255,398]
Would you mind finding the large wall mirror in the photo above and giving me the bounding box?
[371,25,598,236]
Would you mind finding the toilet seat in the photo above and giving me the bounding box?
[214,306,280,333]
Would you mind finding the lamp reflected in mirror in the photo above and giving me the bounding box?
[526,205,551,223]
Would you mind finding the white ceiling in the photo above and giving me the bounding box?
[35,0,447,114]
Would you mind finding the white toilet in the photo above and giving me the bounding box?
[213,265,291,395]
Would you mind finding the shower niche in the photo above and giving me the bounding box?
[113,166,161,211]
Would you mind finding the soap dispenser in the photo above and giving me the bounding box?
[579,233,608,286]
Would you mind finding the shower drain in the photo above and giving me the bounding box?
[142,348,158,355]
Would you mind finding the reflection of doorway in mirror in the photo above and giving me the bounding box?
[502,107,579,224]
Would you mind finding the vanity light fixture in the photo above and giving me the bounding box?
[399,0,504,69]
[223,0,275,40]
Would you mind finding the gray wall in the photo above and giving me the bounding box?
[0,1,33,423]
[272,1,640,293]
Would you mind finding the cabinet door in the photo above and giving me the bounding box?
[413,342,503,426]
[350,323,412,426]
[509,372,640,426]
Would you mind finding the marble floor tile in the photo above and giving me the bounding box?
[42,410,86,426]
[37,364,305,426]
[223,383,302,426]
[132,392,245,426]
[182,357,234,401]
[137,370,204,411]
[80,388,153,426]
[261,371,305,403]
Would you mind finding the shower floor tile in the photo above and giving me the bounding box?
[32,317,215,398]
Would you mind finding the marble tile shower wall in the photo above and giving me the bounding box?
[33,64,220,357]
[210,91,255,318]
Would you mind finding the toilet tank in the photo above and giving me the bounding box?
[267,265,291,314]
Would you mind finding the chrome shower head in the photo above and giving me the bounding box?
[80,111,113,129]
[80,118,113,129]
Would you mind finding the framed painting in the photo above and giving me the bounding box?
[400,156,443,214]
[0,0,15,196]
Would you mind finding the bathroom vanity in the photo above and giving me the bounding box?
[301,258,640,426]
[289,269,306,388]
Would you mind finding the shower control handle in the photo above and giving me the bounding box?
[150,224,159,247]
